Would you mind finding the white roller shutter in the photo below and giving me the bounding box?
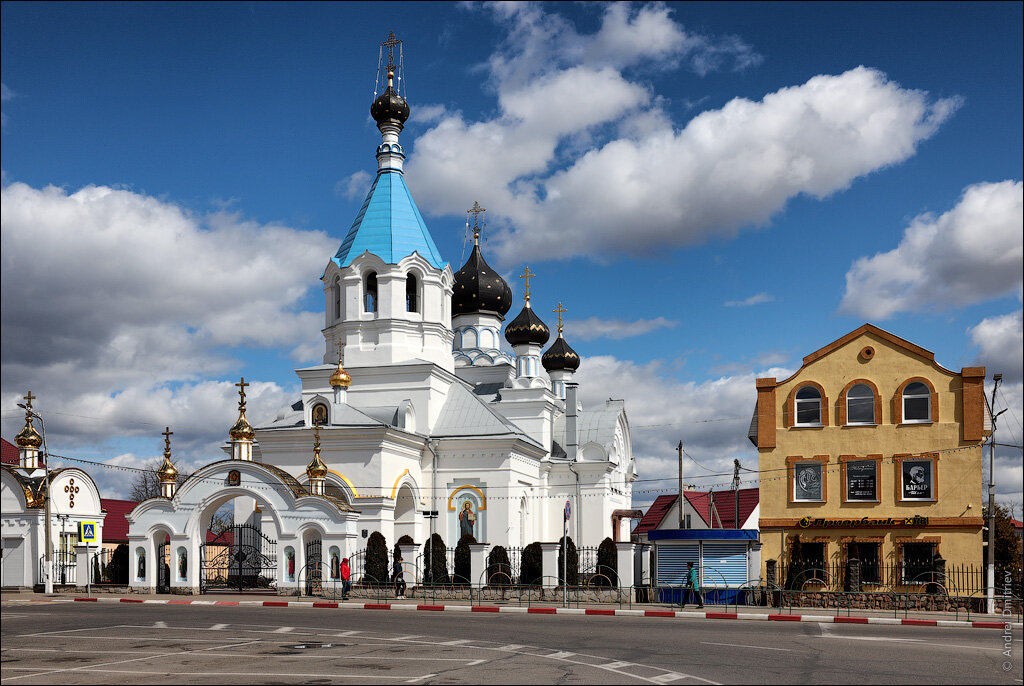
[656,544,698,585]
[700,542,748,588]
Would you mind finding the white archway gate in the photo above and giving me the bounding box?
[127,460,358,595]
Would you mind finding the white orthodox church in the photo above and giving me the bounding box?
[99,42,639,594]
[228,49,639,552]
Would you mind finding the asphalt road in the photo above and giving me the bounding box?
[1,603,1020,684]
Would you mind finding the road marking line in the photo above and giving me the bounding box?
[701,641,792,652]
[153,621,168,629]
[0,667,422,681]
[542,651,575,659]
[405,675,438,684]
[272,626,294,633]
[442,639,472,645]
[651,674,688,683]
[209,623,229,630]
[603,661,635,669]
[497,644,527,651]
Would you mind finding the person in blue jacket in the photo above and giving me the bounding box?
[684,561,704,608]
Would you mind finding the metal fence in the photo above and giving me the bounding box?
[38,549,77,585]
[775,561,1023,596]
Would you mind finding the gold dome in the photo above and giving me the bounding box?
[157,456,178,483]
[229,412,255,441]
[15,423,42,449]
[330,341,352,389]
[306,452,329,480]
[306,425,328,479]
[330,366,352,389]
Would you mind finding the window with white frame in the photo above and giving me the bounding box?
[794,386,822,426]
[846,383,875,424]
[902,381,931,423]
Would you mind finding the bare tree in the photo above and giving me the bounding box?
[128,459,189,502]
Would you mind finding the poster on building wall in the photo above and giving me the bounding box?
[901,460,933,500]
[846,461,877,501]
[794,462,823,501]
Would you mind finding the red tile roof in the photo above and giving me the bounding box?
[634,494,677,535]
[100,498,138,542]
[2,438,20,465]
[635,488,760,534]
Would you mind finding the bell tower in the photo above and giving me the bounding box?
[321,32,454,372]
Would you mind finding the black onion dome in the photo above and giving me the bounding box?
[370,85,410,126]
[542,334,580,373]
[504,304,550,346]
[453,243,513,317]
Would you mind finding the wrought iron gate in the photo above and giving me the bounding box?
[157,542,170,593]
[200,525,277,593]
[305,539,323,596]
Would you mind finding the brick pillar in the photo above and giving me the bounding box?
[766,559,777,586]
[929,555,946,595]
[846,557,861,592]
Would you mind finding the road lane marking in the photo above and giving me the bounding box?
[209,623,229,630]
[701,641,792,652]
[0,667,425,681]
[272,626,294,633]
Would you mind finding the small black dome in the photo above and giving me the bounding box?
[453,243,513,317]
[542,334,580,373]
[505,303,550,347]
[370,86,410,126]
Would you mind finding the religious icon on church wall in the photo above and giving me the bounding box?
[331,551,340,580]
[312,404,328,426]
[137,549,146,581]
[459,500,476,538]
[177,549,187,582]
[285,548,296,581]
[227,470,241,487]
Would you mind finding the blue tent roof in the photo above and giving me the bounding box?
[332,170,446,269]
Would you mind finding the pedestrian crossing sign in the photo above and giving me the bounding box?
[79,521,97,543]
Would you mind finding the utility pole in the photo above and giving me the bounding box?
[733,459,741,530]
[987,373,1004,615]
[677,441,684,528]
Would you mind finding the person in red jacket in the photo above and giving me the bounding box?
[340,557,351,600]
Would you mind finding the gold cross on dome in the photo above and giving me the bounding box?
[381,31,401,72]
[553,302,567,334]
[312,424,321,452]
[23,390,35,411]
[236,377,249,408]
[467,201,486,244]
[519,266,535,301]
[162,427,173,455]
[336,339,345,364]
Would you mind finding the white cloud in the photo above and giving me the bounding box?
[840,181,1023,319]
[575,355,793,506]
[409,3,960,265]
[724,292,775,307]
[335,170,372,200]
[969,310,1023,384]
[566,316,679,341]
[1,181,331,458]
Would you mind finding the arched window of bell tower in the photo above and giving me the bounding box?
[406,274,419,312]
[333,276,341,321]
[364,272,378,313]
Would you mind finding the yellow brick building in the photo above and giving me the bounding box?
[751,324,989,589]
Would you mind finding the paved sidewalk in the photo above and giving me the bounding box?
[4,590,1020,630]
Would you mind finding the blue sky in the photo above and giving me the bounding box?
[2,2,1021,509]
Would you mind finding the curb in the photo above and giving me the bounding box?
[6,597,1020,630]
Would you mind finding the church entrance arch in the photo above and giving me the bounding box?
[127,459,359,596]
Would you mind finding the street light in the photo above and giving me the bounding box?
[17,402,53,594]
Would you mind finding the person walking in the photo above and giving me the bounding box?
[393,556,407,599]
[684,561,703,608]
[340,557,351,600]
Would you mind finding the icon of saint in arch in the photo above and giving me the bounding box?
[458,500,476,538]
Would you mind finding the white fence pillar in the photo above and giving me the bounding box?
[75,544,93,589]
[615,542,635,588]
[398,544,419,584]
[469,543,490,584]
[539,543,560,584]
